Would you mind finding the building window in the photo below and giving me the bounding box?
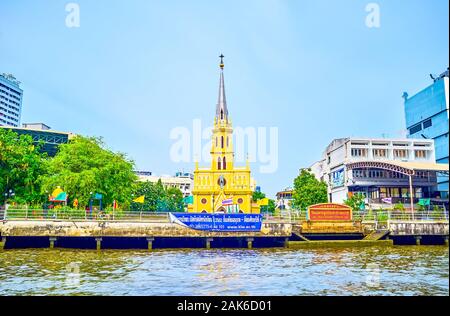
[409,124,422,135]
[221,110,224,120]
[201,198,207,204]
[237,198,243,204]
[218,157,221,170]
[394,149,408,159]
[227,136,229,147]
[373,149,387,158]
[423,119,432,129]
[351,148,367,157]
[415,150,426,159]
[223,157,227,170]
[221,136,224,149]
[391,188,400,197]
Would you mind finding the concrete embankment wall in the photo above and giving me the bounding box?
[389,221,449,236]
[0,220,292,238]
[0,220,292,250]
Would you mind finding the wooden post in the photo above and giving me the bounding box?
[284,237,290,248]
[246,238,254,249]
[415,236,421,246]
[0,237,6,250]
[95,237,102,251]
[49,237,57,249]
[206,238,213,249]
[146,237,155,251]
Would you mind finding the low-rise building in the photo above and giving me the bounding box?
[0,122,74,157]
[309,137,449,207]
[275,188,293,210]
[136,171,194,198]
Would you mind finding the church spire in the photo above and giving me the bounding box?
[216,54,228,121]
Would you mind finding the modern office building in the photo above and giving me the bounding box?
[0,73,23,127]
[136,171,194,198]
[403,68,449,197]
[0,123,74,157]
[309,137,449,208]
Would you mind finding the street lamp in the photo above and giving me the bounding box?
[3,189,15,219]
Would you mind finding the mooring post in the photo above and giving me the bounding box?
[445,237,449,247]
[206,238,213,249]
[146,237,155,251]
[415,236,422,246]
[49,237,57,249]
[246,238,254,249]
[95,237,102,251]
[0,237,6,250]
[284,237,290,248]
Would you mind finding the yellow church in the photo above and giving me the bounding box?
[188,56,260,214]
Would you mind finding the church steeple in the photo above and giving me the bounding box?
[216,54,228,122]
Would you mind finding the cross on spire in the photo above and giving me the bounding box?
[219,54,225,69]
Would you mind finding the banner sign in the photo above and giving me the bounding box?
[331,168,345,188]
[169,213,263,232]
[307,203,352,221]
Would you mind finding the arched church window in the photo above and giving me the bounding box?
[221,110,224,120]
[227,137,229,147]
[218,157,222,170]
[221,136,224,149]
[223,157,227,170]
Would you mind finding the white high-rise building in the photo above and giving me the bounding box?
[0,73,23,127]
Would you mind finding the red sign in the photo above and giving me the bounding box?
[308,203,352,221]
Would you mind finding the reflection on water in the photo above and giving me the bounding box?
[0,246,448,296]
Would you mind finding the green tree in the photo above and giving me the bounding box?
[252,190,276,214]
[0,129,47,205]
[344,193,366,212]
[39,136,137,209]
[267,199,276,214]
[165,186,184,212]
[292,169,328,211]
[131,180,184,212]
[252,190,266,202]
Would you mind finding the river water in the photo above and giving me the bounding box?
[0,246,448,296]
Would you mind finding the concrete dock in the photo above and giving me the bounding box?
[0,218,448,249]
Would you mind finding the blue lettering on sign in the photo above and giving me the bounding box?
[170,213,263,232]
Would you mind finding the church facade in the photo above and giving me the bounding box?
[188,58,260,214]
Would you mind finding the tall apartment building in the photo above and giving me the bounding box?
[403,68,449,197]
[0,73,23,127]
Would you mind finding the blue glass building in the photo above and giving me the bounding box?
[404,69,449,197]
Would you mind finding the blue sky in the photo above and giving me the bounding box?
[0,0,448,197]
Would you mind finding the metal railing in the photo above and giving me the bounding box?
[2,208,448,224]
[2,209,171,223]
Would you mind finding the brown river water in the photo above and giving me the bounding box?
[0,246,448,296]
